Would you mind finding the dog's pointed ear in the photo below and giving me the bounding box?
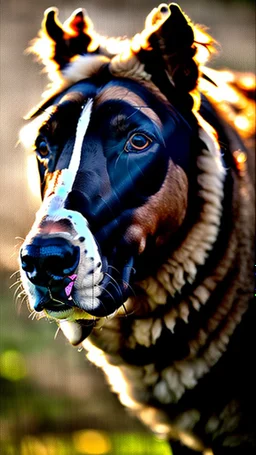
[131,3,213,94]
[154,3,197,92]
[30,7,99,71]
[25,7,104,119]
[44,8,64,42]
[26,3,216,119]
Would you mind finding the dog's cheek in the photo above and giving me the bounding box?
[124,161,188,254]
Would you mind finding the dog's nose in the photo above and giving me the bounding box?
[20,237,80,286]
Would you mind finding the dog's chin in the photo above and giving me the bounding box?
[39,300,113,346]
[57,318,98,346]
[26,255,135,345]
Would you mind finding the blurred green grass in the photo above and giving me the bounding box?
[2,432,171,455]
[0,286,171,454]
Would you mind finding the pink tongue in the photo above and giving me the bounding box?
[65,274,77,298]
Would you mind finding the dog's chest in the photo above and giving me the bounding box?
[84,309,210,408]
[83,305,255,448]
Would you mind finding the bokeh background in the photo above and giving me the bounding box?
[0,1,255,454]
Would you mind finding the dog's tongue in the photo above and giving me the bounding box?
[56,274,96,345]
[64,274,77,298]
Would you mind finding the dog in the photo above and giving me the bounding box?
[19,4,255,454]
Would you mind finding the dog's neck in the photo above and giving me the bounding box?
[136,122,226,315]
[83,118,253,431]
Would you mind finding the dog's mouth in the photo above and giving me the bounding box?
[30,274,79,313]
[22,248,136,344]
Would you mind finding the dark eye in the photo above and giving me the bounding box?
[125,133,152,152]
[36,140,49,157]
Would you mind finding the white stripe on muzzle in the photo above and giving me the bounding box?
[36,98,93,221]
[69,98,93,178]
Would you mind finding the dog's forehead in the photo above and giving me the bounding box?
[94,83,163,129]
[54,80,153,111]
[32,79,165,143]
[31,77,191,140]
[49,79,98,114]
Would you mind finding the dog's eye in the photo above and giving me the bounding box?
[36,140,49,158]
[125,133,152,152]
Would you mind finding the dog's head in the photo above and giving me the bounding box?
[19,4,215,344]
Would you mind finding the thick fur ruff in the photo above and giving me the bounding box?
[19,4,255,454]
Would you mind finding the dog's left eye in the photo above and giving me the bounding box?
[125,133,152,152]
[36,140,49,158]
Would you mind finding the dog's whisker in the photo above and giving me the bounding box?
[54,327,60,340]
[96,284,115,306]
[14,285,25,304]
[14,289,27,304]
[10,285,22,297]
[103,272,123,298]
[121,278,136,297]
[28,310,40,321]
[16,293,29,315]
[10,270,21,280]
[15,289,26,305]
[16,291,27,314]
[107,264,121,275]
[9,279,22,290]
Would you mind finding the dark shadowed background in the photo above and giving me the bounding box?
[0,1,255,454]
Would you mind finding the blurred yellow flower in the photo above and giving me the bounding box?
[0,350,27,381]
[73,430,111,454]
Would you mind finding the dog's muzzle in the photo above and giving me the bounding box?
[20,236,80,312]
[20,222,134,324]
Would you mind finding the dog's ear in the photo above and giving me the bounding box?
[26,7,107,119]
[131,3,213,94]
[31,7,99,71]
[26,3,216,119]
[142,4,197,92]
[108,3,215,111]
[29,3,215,85]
